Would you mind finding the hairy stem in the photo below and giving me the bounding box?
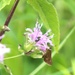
[0,0,19,41]
[4,0,19,26]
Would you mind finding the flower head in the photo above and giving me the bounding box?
[25,21,54,52]
[25,22,42,43]
[0,44,10,63]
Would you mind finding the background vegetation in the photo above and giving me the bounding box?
[0,0,75,75]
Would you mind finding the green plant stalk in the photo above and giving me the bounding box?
[29,26,75,75]
[4,53,24,60]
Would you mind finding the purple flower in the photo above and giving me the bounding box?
[0,35,5,40]
[25,22,42,43]
[0,44,10,63]
[25,21,54,52]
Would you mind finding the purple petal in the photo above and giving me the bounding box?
[0,35,5,40]
[0,55,4,63]
[25,21,54,52]
[0,44,10,63]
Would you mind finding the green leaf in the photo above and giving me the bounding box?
[27,0,60,51]
[64,0,75,16]
[55,63,70,75]
[71,59,75,75]
[0,0,11,11]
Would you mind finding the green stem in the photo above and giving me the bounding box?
[29,26,75,75]
[4,53,24,60]
[4,64,13,75]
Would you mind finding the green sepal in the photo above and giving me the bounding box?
[24,43,34,52]
[27,49,43,58]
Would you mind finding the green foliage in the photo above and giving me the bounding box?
[64,0,75,16]
[27,0,60,52]
[55,63,70,75]
[0,25,3,31]
[0,0,11,11]
[0,0,75,75]
[71,59,75,75]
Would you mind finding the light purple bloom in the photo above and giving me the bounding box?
[25,21,54,52]
[0,35,5,40]
[0,44,10,63]
[25,22,42,42]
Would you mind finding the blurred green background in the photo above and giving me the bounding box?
[0,0,75,75]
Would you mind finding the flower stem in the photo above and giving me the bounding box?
[4,53,24,60]
[0,0,20,41]
[4,64,13,75]
[4,0,20,26]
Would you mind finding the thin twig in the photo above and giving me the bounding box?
[0,0,19,41]
[4,0,20,26]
